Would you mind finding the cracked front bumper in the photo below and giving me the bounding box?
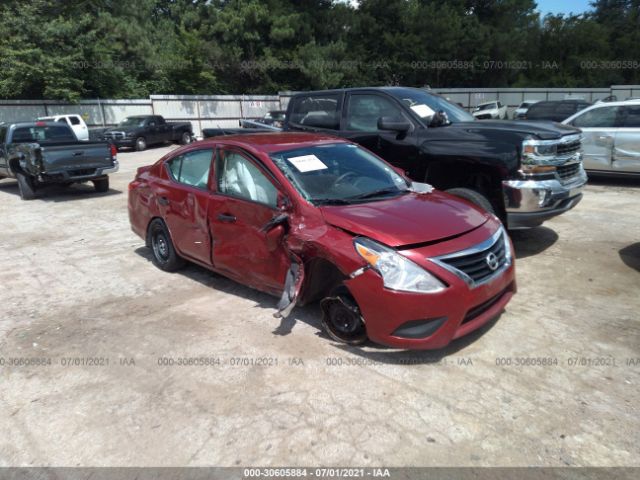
[502,166,588,229]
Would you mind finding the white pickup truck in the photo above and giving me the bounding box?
[38,114,89,141]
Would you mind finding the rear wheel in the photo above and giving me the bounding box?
[148,219,185,272]
[180,132,192,145]
[135,137,147,151]
[93,177,109,193]
[320,289,367,345]
[445,187,495,215]
[16,172,36,200]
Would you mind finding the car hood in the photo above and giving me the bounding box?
[319,191,488,248]
[449,120,580,140]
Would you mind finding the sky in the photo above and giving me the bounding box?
[535,0,593,16]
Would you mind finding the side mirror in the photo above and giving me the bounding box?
[277,193,293,212]
[429,110,450,127]
[377,116,411,133]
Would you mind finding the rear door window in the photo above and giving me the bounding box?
[289,93,341,130]
[69,116,81,125]
[166,149,213,189]
[572,106,620,128]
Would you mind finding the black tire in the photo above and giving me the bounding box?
[148,219,185,272]
[445,187,495,215]
[135,137,146,152]
[93,177,109,193]
[320,289,368,345]
[16,172,36,200]
[180,132,192,145]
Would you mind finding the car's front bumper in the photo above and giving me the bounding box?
[105,138,136,148]
[344,223,517,350]
[502,165,587,229]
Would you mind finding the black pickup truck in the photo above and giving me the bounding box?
[0,121,118,200]
[284,87,588,229]
[101,115,193,151]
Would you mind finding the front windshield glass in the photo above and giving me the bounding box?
[118,117,145,127]
[270,143,409,205]
[477,103,497,111]
[388,89,474,123]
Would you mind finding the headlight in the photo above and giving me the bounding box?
[522,138,558,163]
[353,237,446,293]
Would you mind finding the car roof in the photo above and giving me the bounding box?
[290,86,432,96]
[197,132,348,154]
[590,99,640,107]
[477,101,498,105]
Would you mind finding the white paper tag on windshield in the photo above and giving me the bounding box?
[288,154,328,173]
[410,104,435,118]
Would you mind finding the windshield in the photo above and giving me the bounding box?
[519,102,534,109]
[476,103,497,111]
[270,143,409,205]
[118,117,145,127]
[387,89,474,123]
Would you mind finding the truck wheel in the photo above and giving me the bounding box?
[16,172,37,200]
[148,219,185,272]
[445,188,495,215]
[320,288,367,345]
[135,137,146,151]
[93,177,109,193]
[180,132,192,145]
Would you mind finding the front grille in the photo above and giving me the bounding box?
[462,288,508,325]
[557,139,581,156]
[432,228,510,288]
[104,132,125,140]
[557,162,580,182]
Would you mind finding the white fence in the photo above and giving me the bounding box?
[2,85,640,137]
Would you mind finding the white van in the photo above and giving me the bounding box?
[37,114,89,141]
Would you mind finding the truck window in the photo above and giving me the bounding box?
[11,126,77,143]
[346,94,405,132]
[621,106,640,128]
[290,94,340,130]
[572,106,620,128]
[69,116,81,125]
[156,116,165,125]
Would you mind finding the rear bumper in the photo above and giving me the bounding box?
[37,160,119,183]
[503,166,587,229]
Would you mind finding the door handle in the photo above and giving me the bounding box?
[217,213,237,223]
[158,196,170,206]
[73,151,84,156]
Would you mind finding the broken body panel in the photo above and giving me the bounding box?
[128,132,516,350]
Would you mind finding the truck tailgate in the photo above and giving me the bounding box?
[39,142,114,172]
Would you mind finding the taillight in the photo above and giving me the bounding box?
[110,143,118,158]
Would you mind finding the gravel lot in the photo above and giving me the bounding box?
[0,145,638,467]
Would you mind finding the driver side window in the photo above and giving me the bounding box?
[572,107,620,128]
[346,94,405,132]
[216,150,278,208]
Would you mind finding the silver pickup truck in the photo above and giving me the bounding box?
[0,121,119,200]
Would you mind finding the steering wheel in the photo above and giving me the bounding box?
[333,171,359,186]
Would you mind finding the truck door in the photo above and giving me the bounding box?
[569,105,621,172]
[613,105,640,173]
[68,115,88,141]
[342,93,420,175]
[146,118,160,145]
[0,126,8,175]
[157,147,214,265]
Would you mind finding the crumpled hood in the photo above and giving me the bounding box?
[319,191,489,248]
[449,120,580,140]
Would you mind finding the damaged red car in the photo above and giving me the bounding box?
[128,132,516,350]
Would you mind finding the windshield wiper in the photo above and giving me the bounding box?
[313,198,353,206]
[349,187,408,200]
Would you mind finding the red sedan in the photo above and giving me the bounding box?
[128,132,516,350]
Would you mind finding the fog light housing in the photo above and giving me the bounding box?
[391,317,447,339]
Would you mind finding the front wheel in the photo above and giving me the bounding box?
[180,132,192,145]
[135,137,147,151]
[93,177,109,193]
[445,187,495,215]
[320,290,367,345]
[148,219,185,272]
[16,172,36,200]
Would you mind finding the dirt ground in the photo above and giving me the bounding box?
[0,145,638,467]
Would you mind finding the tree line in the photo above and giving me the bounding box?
[0,0,638,101]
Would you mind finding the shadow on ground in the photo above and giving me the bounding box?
[587,175,640,188]
[510,226,559,259]
[0,180,121,202]
[135,246,498,364]
[619,243,640,272]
